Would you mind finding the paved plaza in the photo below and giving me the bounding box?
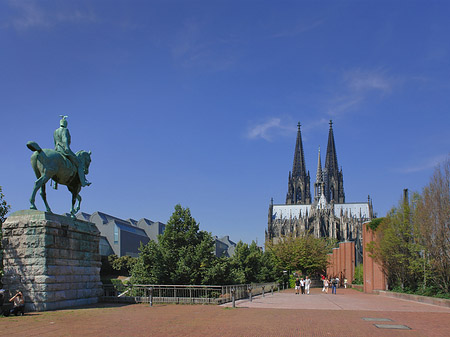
[1,288,449,336]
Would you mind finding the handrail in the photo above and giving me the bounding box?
[102,282,279,305]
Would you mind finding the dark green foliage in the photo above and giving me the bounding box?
[107,255,137,276]
[0,186,10,224]
[366,217,385,231]
[353,264,363,285]
[0,186,10,280]
[229,241,277,284]
[266,234,334,277]
[367,196,425,291]
[369,160,450,298]
[131,204,277,285]
[202,256,235,285]
[131,204,216,285]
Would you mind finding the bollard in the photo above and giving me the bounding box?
[249,286,252,302]
[149,287,153,307]
[231,288,236,308]
[271,285,273,296]
[262,286,265,297]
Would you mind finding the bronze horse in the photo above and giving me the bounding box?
[27,141,92,218]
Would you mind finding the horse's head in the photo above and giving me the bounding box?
[76,150,92,175]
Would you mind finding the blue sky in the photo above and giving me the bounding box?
[1,1,449,245]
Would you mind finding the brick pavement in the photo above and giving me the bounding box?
[0,288,449,336]
[223,287,450,312]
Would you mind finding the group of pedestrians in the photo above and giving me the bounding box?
[294,276,311,295]
[321,275,340,294]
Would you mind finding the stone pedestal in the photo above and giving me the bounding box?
[1,210,102,311]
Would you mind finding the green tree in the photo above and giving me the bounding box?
[367,194,425,291]
[266,234,334,277]
[415,160,450,294]
[0,186,11,278]
[353,264,363,285]
[131,204,216,285]
[131,240,165,284]
[202,256,235,285]
[107,254,137,276]
[227,241,276,284]
[0,186,9,224]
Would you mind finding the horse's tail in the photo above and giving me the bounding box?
[27,141,42,153]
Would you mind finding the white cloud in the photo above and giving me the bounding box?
[5,0,96,30]
[247,118,296,141]
[344,68,393,93]
[326,68,394,117]
[8,0,48,30]
[170,19,237,71]
[270,18,324,39]
[396,154,449,173]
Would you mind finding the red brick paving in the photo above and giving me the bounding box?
[1,288,449,336]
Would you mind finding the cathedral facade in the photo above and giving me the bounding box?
[266,121,373,260]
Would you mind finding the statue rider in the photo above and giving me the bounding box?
[54,115,91,187]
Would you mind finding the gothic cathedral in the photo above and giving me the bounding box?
[266,121,373,262]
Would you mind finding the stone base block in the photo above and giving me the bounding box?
[1,210,102,311]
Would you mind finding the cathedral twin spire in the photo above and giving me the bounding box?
[286,120,345,205]
[286,123,311,204]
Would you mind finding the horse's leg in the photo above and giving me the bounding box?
[75,194,82,213]
[40,182,52,213]
[70,192,77,218]
[30,175,47,210]
[70,186,82,218]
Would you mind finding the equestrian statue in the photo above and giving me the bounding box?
[27,116,92,218]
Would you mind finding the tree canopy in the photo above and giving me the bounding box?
[0,186,11,278]
[131,204,277,285]
[368,159,450,296]
[266,234,335,276]
[131,204,216,285]
[0,186,10,224]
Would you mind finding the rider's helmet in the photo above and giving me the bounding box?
[60,115,68,127]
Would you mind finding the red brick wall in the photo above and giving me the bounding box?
[326,241,355,283]
[362,222,386,293]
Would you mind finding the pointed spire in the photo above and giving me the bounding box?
[325,120,339,174]
[292,122,307,178]
[323,120,345,203]
[316,146,322,182]
[286,122,311,204]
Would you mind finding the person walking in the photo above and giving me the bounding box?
[331,277,337,294]
[300,278,305,294]
[295,278,300,295]
[305,276,311,295]
[323,278,329,294]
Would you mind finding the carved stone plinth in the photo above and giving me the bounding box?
[1,210,102,311]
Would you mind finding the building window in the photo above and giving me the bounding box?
[114,225,119,244]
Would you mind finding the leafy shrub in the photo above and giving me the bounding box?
[353,264,363,285]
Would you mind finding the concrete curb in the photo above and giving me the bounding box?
[376,290,450,308]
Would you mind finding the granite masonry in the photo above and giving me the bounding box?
[1,210,102,311]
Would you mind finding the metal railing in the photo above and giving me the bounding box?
[102,282,279,306]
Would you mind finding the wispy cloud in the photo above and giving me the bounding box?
[170,18,237,71]
[344,68,393,93]
[246,118,296,141]
[270,18,324,39]
[327,68,394,116]
[396,154,449,173]
[5,0,96,30]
